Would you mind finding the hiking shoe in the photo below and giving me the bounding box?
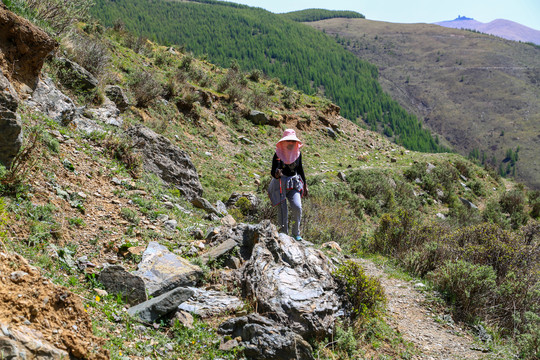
[295,236,303,241]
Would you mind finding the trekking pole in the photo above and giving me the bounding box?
[279,177,286,234]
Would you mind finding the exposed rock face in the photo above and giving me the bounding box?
[178,287,244,318]
[126,125,203,200]
[133,241,203,297]
[105,85,129,111]
[127,287,194,323]
[0,3,57,92]
[0,323,69,360]
[0,70,22,167]
[98,265,147,305]
[238,223,342,338]
[26,77,82,125]
[55,57,98,91]
[218,314,314,360]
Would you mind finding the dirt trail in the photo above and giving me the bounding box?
[358,259,487,360]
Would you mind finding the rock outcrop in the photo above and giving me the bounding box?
[126,125,204,200]
[238,222,342,338]
[0,70,22,167]
[0,3,57,92]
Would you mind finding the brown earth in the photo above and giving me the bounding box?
[0,3,57,94]
[0,251,108,359]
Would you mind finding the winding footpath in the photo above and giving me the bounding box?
[358,259,488,360]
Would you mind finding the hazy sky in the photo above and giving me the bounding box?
[222,0,540,30]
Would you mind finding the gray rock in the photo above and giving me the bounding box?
[221,214,237,227]
[459,197,478,210]
[170,310,194,329]
[105,85,129,111]
[0,71,22,167]
[337,171,346,181]
[325,127,337,139]
[164,219,178,232]
[56,57,98,91]
[0,323,69,360]
[88,99,122,127]
[224,256,242,270]
[426,162,436,173]
[215,200,228,215]
[436,212,446,219]
[126,125,203,201]
[201,238,238,264]
[238,221,342,338]
[98,265,147,305]
[178,287,244,318]
[127,287,194,323]
[134,242,203,297]
[218,314,314,360]
[191,197,220,215]
[247,110,269,125]
[0,70,19,113]
[26,77,82,125]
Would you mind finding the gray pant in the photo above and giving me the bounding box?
[277,189,302,237]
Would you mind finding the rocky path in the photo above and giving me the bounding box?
[358,259,487,360]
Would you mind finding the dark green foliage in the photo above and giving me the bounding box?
[404,161,458,203]
[428,260,496,322]
[333,260,386,318]
[91,0,447,153]
[280,9,365,22]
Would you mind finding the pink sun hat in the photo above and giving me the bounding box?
[276,129,303,145]
[276,129,303,164]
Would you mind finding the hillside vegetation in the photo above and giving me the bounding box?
[1,1,539,359]
[279,9,365,22]
[90,0,447,153]
[306,18,540,189]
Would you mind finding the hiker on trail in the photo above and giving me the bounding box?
[268,129,308,240]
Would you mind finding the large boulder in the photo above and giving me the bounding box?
[237,221,342,338]
[178,287,244,318]
[218,314,314,360]
[105,85,129,111]
[133,241,203,297]
[126,125,203,200]
[0,70,22,167]
[26,77,82,125]
[0,3,57,91]
[98,265,147,305]
[55,57,98,91]
[127,287,194,323]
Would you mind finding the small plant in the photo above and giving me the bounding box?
[333,260,386,318]
[102,135,142,178]
[120,207,140,225]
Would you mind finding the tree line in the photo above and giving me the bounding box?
[92,0,447,153]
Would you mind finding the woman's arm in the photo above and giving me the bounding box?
[271,153,282,178]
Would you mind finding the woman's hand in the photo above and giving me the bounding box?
[304,187,309,197]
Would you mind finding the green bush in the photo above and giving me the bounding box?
[333,260,386,318]
[129,70,163,107]
[428,260,496,321]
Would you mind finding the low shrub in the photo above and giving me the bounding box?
[428,260,496,322]
[69,33,110,79]
[333,260,386,318]
[102,135,142,178]
[129,70,163,107]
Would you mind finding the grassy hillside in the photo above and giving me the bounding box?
[305,18,540,189]
[1,1,539,359]
[90,0,447,153]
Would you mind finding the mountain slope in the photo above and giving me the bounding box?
[90,0,446,153]
[435,17,540,45]
[306,18,540,189]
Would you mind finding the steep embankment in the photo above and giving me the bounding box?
[307,18,540,189]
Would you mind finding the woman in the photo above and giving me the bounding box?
[268,129,308,240]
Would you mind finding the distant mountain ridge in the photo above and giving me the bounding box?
[435,16,540,45]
